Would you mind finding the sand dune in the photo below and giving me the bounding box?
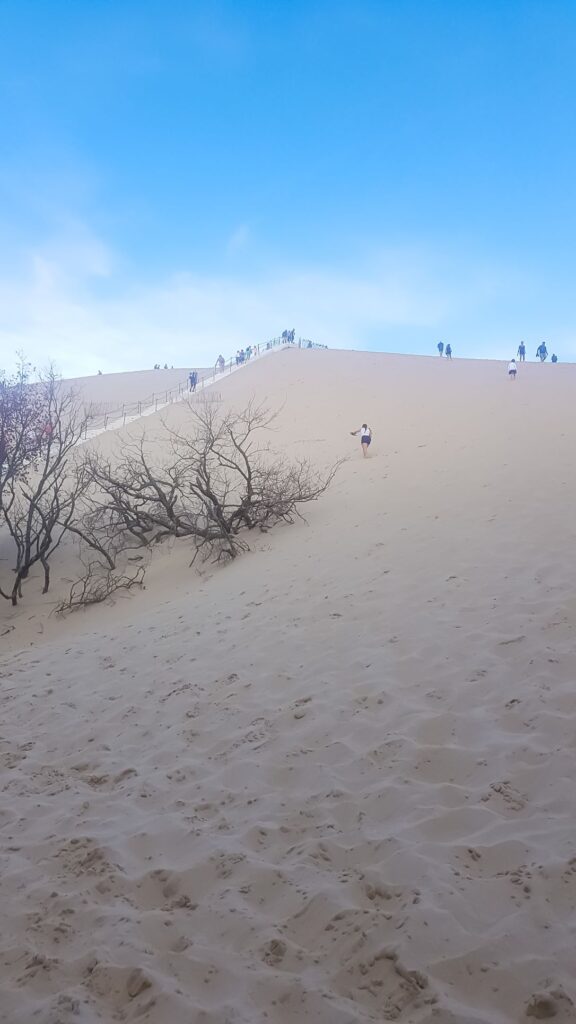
[66,366,195,405]
[1,349,576,1023]
[63,366,213,418]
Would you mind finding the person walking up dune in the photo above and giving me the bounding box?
[350,423,372,457]
[508,359,517,379]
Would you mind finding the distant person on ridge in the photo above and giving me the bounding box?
[536,343,548,362]
[508,359,517,379]
[551,353,558,363]
[350,423,372,457]
[437,342,444,356]
[445,344,452,359]
[517,341,526,361]
[188,370,198,392]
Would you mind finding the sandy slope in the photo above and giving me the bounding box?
[64,366,209,412]
[1,349,576,1024]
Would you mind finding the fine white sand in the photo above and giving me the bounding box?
[1,349,576,1023]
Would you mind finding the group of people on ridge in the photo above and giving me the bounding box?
[235,346,256,365]
[517,341,557,362]
[509,341,559,377]
[437,340,559,365]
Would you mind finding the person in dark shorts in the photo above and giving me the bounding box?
[350,423,372,457]
[508,359,517,379]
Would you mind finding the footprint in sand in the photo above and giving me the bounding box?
[526,988,576,1020]
[482,780,526,813]
[333,948,432,1018]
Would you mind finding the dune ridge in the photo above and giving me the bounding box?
[1,349,576,1023]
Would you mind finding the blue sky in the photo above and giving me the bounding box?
[1,0,575,374]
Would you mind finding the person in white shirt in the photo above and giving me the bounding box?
[350,423,372,456]
[508,359,517,379]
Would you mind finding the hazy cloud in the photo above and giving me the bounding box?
[0,223,545,377]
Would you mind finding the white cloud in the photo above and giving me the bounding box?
[0,223,544,376]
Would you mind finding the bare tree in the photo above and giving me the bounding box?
[0,387,339,613]
[82,399,340,564]
[0,354,50,499]
[0,370,91,605]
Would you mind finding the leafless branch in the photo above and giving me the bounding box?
[54,560,146,615]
